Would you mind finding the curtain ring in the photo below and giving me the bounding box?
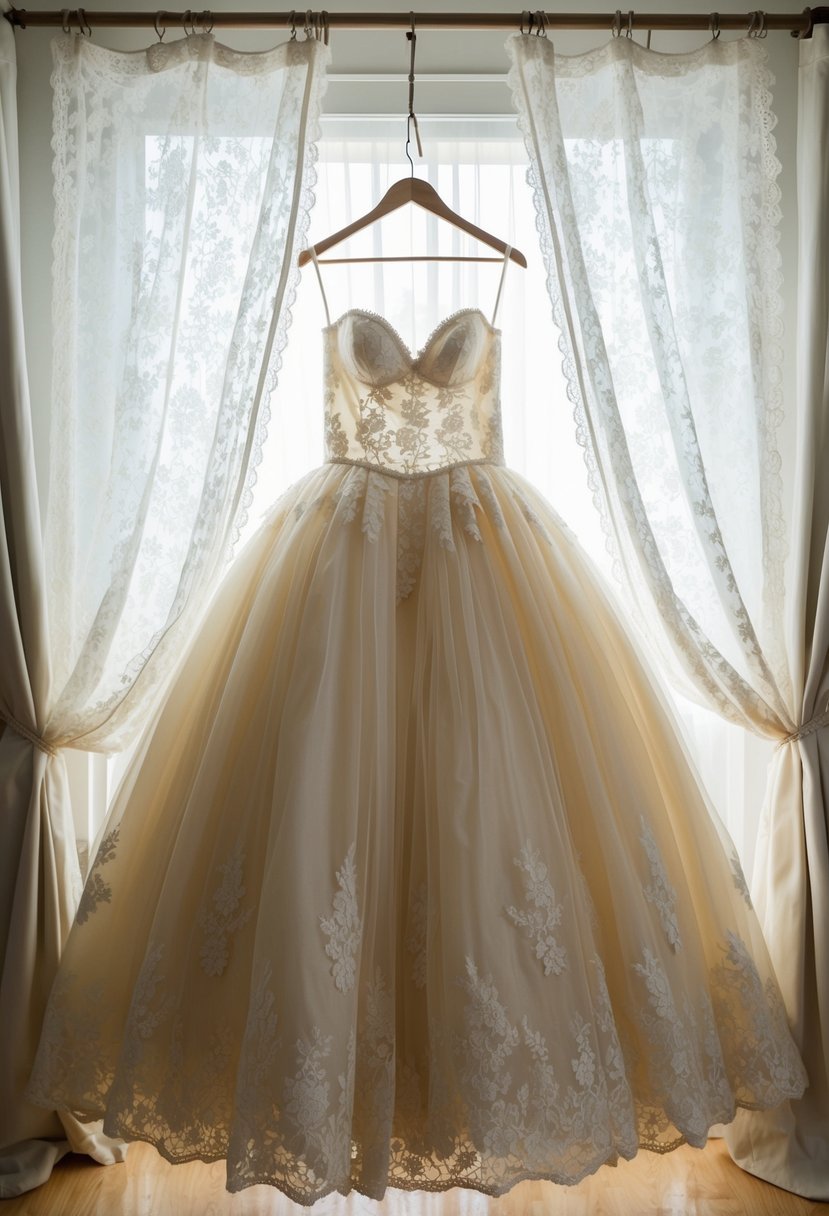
[533,10,547,35]
[709,11,720,38]
[288,9,297,39]
[792,6,811,38]
[199,9,214,34]
[60,6,71,33]
[520,10,534,34]
[154,10,167,39]
[303,9,314,38]
[626,9,634,37]
[181,8,192,35]
[318,10,329,43]
[793,7,812,39]
[612,9,622,37]
[76,6,91,35]
[748,10,767,37]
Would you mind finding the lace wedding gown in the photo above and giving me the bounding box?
[28,270,806,1202]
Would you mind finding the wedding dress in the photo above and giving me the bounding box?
[27,254,806,1202]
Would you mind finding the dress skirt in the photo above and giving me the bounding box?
[27,460,807,1201]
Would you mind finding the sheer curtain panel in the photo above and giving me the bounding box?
[507,30,828,1195]
[0,28,328,1196]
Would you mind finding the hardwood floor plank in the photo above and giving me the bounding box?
[3,1141,827,1216]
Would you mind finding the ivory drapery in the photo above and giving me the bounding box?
[0,2,82,1194]
[0,27,328,1196]
[724,25,829,1193]
[506,29,828,1196]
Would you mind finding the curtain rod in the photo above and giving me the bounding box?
[4,7,826,37]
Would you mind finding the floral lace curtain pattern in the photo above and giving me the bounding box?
[507,30,828,1196]
[0,28,328,1196]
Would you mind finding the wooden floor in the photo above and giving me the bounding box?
[4,1141,828,1216]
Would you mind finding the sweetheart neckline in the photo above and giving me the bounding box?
[325,307,499,363]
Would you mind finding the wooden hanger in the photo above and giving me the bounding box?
[297,16,526,270]
[298,177,528,268]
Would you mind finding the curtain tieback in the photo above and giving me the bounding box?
[777,696,829,748]
[0,708,59,757]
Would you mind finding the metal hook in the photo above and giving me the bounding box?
[76,6,91,35]
[533,9,547,35]
[60,6,71,33]
[405,13,423,174]
[181,8,192,34]
[626,9,634,37]
[288,9,297,39]
[612,9,622,37]
[198,9,213,34]
[520,10,533,34]
[317,10,329,43]
[154,10,167,39]
[303,8,314,38]
[709,11,720,38]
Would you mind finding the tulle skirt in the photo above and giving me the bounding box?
[27,460,806,1202]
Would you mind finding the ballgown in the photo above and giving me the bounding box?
[27,259,807,1203]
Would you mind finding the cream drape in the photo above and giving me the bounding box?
[506,29,828,1195]
[0,3,85,1194]
[0,27,328,1196]
[724,25,829,1194]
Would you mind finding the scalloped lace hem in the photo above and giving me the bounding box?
[52,1096,799,1202]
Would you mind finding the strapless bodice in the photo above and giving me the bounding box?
[323,308,504,477]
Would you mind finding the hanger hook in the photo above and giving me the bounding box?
[709,11,720,38]
[405,12,423,173]
[76,6,91,35]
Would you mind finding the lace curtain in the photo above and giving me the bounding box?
[0,27,328,1196]
[507,30,828,1196]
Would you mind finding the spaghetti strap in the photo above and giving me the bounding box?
[309,246,332,327]
[491,245,512,326]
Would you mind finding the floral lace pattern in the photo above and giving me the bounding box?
[505,840,568,975]
[28,896,806,1203]
[639,818,682,951]
[323,310,504,477]
[286,463,557,604]
[76,827,120,924]
[319,843,362,994]
[198,844,253,977]
[506,34,792,739]
[406,882,429,990]
[729,850,753,908]
[46,35,329,753]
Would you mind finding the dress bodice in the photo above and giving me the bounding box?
[323,309,505,477]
